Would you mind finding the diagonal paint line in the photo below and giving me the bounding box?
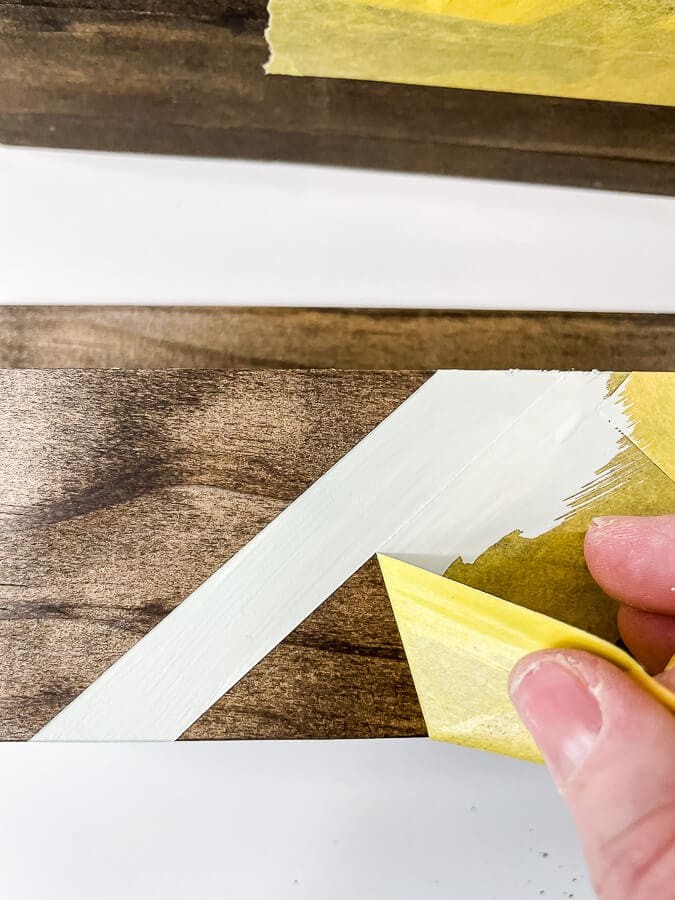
[33,370,626,741]
[33,370,544,740]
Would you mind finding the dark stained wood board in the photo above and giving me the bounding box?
[1,0,675,194]
[0,368,430,740]
[1,307,674,371]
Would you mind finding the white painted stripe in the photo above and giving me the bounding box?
[33,370,627,741]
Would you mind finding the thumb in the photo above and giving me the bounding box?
[510,650,675,900]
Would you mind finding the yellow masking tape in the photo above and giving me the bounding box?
[379,555,675,762]
[266,0,675,107]
[612,372,675,483]
[340,0,584,26]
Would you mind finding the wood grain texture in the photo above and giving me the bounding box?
[1,0,675,193]
[0,368,429,740]
[1,306,674,371]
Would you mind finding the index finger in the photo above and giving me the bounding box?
[584,514,675,614]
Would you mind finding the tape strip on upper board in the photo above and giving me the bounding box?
[265,0,675,106]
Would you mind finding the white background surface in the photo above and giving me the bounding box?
[2,144,673,900]
[0,145,674,310]
[0,740,591,900]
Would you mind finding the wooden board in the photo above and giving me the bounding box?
[0,368,430,740]
[2,0,675,194]
[1,313,673,740]
[1,306,674,371]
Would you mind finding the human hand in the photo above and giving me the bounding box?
[509,515,675,900]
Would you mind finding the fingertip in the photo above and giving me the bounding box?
[584,514,675,613]
[509,650,603,786]
[508,648,562,699]
[512,647,675,900]
[509,648,602,699]
[510,648,674,783]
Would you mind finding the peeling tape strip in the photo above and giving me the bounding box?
[378,555,675,762]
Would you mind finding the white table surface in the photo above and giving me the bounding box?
[0,740,590,900]
[2,145,673,900]
[1,145,673,310]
